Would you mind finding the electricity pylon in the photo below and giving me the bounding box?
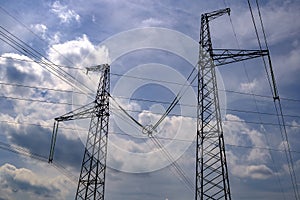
[46,8,273,200]
[49,64,110,200]
[196,8,268,199]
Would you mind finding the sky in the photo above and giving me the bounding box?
[0,0,300,199]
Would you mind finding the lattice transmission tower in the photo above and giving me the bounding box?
[46,7,273,200]
[49,64,110,200]
[195,8,269,199]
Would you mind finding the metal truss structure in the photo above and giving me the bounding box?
[49,64,110,200]
[196,8,270,199]
[46,7,274,200]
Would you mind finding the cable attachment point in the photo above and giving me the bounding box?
[142,125,154,137]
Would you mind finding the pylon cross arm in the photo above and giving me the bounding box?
[212,49,269,66]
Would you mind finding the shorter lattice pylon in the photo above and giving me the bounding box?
[49,64,110,200]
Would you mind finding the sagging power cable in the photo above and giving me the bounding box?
[248,1,299,199]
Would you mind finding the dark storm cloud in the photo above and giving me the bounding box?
[2,123,84,171]
[5,63,37,84]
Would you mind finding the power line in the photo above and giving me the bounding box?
[152,67,197,131]
[225,2,287,198]
[113,95,300,119]
[0,55,84,70]
[1,55,196,88]
[0,25,93,96]
[0,140,78,184]
[0,81,87,95]
[0,119,87,132]
[1,119,300,155]
[1,106,298,194]
[256,2,300,199]
[109,105,195,192]
[0,4,299,198]
[248,1,299,199]
[2,55,300,104]
[108,45,299,198]
[1,78,300,112]
[0,5,86,72]
[110,106,300,129]
[1,82,300,110]
[109,129,300,154]
[111,71,300,102]
[0,94,76,106]
[2,92,300,129]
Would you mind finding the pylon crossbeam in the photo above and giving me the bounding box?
[212,49,269,66]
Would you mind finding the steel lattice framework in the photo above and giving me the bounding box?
[49,64,110,200]
[46,7,274,200]
[196,9,232,200]
[195,8,269,200]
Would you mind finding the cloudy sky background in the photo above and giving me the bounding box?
[0,0,300,199]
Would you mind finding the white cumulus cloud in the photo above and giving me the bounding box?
[31,24,48,39]
[51,1,80,24]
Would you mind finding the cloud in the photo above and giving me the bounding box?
[105,155,194,200]
[0,53,44,84]
[289,120,300,133]
[210,1,300,48]
[224,113,299,184]
[0,118,84,171]
[246,164,273,179]
[47,34,109,67]
[108,104,196,173]
[224,114,275,179]
[273,46,300,85]
[257,1,300,46]
[141,18,164,27]
[0,53,73,119]
[30,24,48,40]
[50,32,61,45]
[46,34,110,106]
[29,24,62,45]
[0,163,72,200]
[228,159,274,180]
[0,52,72,91]
[0,0,299,199]
[239,78,259,93]
[0,34,111,173]
[50,1,80,24]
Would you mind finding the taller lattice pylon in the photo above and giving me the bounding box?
[49,64,110,200]
[195,8,269,199]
